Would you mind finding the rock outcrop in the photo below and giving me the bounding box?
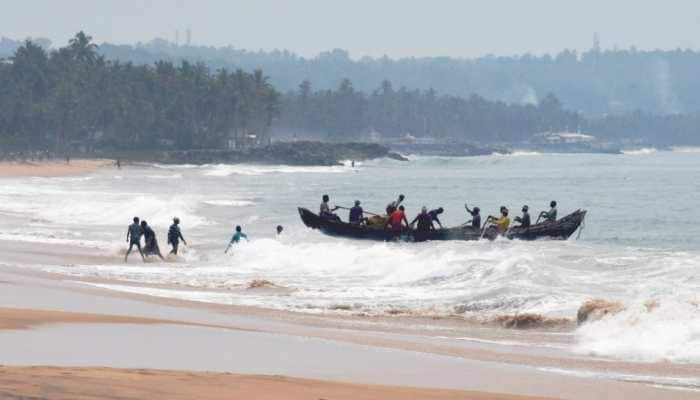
[152,141,404,166]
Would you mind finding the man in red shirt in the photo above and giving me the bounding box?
[385,205,409,239]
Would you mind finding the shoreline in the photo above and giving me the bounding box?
[0,264,697,399]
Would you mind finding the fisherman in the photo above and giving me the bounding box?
[124,216,145,263]
[514,205,531,228]
[539,201,558,222]
[141,220,165,260]
[385,205,409,238]
[428,207,445,228]
[225,225,248,253]
[386,194,405,215]
[276,225,284,235]
[349,200,365,225]
[167,217,187,255]
[320,194,340,221]
[487,208,511,234]
[410,206,435,242]
[464,204,481,229]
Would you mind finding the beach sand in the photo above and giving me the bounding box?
[0,366,543,400]
[0,159,113,178]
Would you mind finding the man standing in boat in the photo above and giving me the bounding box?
[386,194,405,215]
[428,207,445,228]
[411,206,435,241]
[385,205,409,239]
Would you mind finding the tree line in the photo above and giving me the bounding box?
[276,79,579,144]
[0,32,279,152]
[2,33,700,152]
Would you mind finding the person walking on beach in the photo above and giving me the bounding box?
[125,217,145,263]
[167,217,187,255]
[225,225,248,253]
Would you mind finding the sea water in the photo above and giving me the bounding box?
[0,151,698,365]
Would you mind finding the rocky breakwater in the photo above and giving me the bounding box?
[155,141,407,166]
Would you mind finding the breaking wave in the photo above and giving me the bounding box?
[622,147,658,155]
[575,299,700,363]
[201,164,351,177]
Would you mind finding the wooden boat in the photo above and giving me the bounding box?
[298,208,586,242]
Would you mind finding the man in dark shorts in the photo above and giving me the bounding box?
[167,217,187,255]
[125,217,145,262]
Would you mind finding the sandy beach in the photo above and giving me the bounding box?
[0,159,113,178]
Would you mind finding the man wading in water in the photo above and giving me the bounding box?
[125,217,145,263]
[168,217,187,255]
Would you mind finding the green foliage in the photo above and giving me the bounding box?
[277,79,579,143]
[0,32,280,152]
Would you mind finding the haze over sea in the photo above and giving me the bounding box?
[1,150,698,368]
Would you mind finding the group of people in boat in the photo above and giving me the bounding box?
[319,194,560,239]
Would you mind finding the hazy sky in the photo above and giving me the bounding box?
[2,0,699,58]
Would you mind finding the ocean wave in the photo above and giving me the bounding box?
[0,189,207,229]
[201,164,350,177]
[671,146,700,153]
[574,299,700,363]
[146,174,183,180]
[202,199,255,207]
[622,147,658,155]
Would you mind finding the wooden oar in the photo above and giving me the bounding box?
[480,217,494,239]
[335,205,382,217]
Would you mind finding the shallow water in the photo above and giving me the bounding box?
[0,151,699,365]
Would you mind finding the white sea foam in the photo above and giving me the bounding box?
[201,164,349,177]
[622,147,658,155]
[575,299,700,363]
[671,146,700,153]
[202,199,255,207]
[146,174,183,179]
[0,187,207,228]
[509,150,543,156]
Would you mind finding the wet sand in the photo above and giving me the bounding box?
[0,159,112,178]
[0,366,544,400]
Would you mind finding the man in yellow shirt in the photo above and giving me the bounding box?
[488,208,511,233]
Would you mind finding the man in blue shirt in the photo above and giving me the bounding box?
[349,200,365,225]
[225,225,248,253]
